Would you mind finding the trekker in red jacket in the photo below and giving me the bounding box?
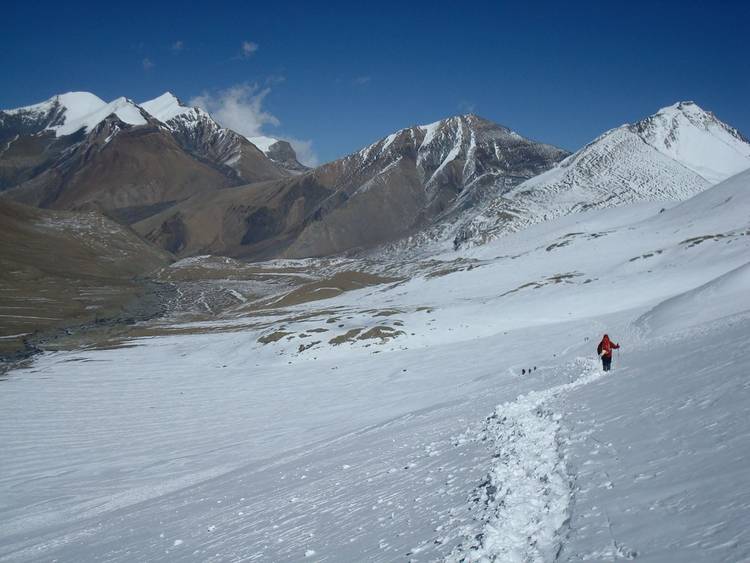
[597,334,620,371]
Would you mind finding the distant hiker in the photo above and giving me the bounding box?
[597,334,620,371]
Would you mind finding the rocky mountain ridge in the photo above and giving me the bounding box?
[0,91,293,222]
[451,101,750,248]
[131,113,569,258]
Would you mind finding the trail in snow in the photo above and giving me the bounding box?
[449,357,603,563]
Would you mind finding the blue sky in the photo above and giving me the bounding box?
[2,0,748,165]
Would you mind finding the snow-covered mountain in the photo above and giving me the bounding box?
[2,91,303,181]
[141,92,306,176]
[346,114,568,215]
[453,101,750,248]
[0,92,155,191]
[0,91,290,222]
[133,113,568,258]
[0,92,147,139]
[277,114,569,257]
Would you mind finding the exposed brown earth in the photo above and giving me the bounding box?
[132,114,568,260]
[133,175,333,258]
[0,130,82,190]
[259,271,400,308]
[4,120,237,225]
[0,199,171,359]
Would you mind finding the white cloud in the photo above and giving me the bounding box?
[142,57,155,70]
[241,40,259,58]
[190,84,279,138]
[171,40,184,53]
[189,83,318,167]
[353,76,372,86]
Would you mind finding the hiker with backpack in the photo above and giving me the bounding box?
[597,334,620,371]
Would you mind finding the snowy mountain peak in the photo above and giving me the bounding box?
[2,91,105,118]
[632,100,750,184]
[656,99,699,114]
[454,101,750,249]
[1,92,147,137]
[140,92,193,123]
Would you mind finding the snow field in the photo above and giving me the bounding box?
[558,314,750,562]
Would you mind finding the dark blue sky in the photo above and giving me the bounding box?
[2,0,748,164]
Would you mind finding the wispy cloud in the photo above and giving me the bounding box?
[171,40,184,53]
[265,74,286,86]
[353,75,372,86]
[240,40,259,58]
[142,57,155,70]
[458,100,476,114]
[190,84,277,137]
[189,83,318,167]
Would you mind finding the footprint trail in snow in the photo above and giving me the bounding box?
[448,357,604,563]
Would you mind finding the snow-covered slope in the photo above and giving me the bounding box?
[454,102,750,248]
[2,165,749,560]
[139,91,192,123]
[246,135,279,153]
[1,92,147,137]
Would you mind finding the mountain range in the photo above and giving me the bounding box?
[1,93,749,261]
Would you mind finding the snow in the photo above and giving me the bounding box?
[635,261,750,337]
[140,92,192,122]
[642,101,750,184]
[558,314,750,561]
[58,96,148,135]
[448,358,604,562]
[247,135,280,153]
[418,119,442,150]
[2,91,148,137]
[424,121,464,186]
[1,163,750,559]
[3,91,104,118]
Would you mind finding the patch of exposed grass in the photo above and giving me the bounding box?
[258,330,292,344]
[329,328,363,346]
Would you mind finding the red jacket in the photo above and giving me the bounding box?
[597,335,620,358]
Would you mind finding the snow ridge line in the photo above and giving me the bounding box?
[448,358,603,563]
